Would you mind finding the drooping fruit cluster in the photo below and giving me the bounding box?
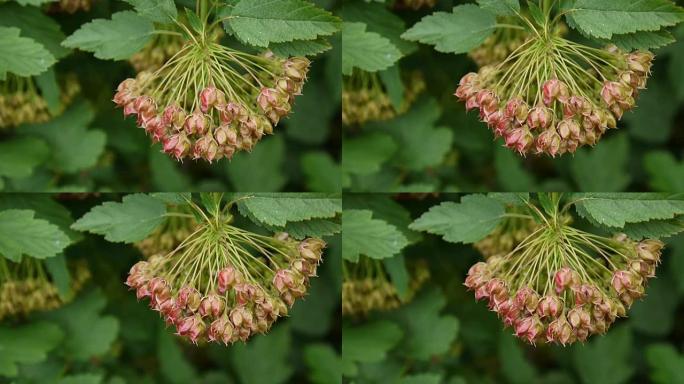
[394,0,436,10]
[474,211,543,258]
[469,23,567,68]
[135,206,198,258]
[342,257,429,317]
[455,28,653,156]
[130,27,223,73]
[125,206,325,345]
[465,217,664,345]
[0,73,80,129]
[113,25,310,163]
[48,0,91,13]
[0,257,91,320]
[342,70,425,125]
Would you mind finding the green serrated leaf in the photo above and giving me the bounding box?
[339,2,417,55]
[342,321,403,377]
[342,22,401,75]
[477,0,520,16]
[0,3,69,59]
[40,289,119,361]
[158,327,198,384]
[0,26,55,80]
[300,151,342,192]
[573,193,684,228]
[568,0,684,39]
[622,217,684,239]
[62,11,154,60]
[370,98,453,170]
[57,374,104,384]
[388,288,459,360]
[571,134,630,192]
[231,325,293,384]
[0,209,70,262]
[44,254,72,300]
[226,135,286,192]
[409,194,505,244]
[611,30,675,50]
[0,136,50,179]
[401,5,497,54]
[646,344,684,384]
[398,374,443,384]
[343,194,421,244]
[0,322,64,377]
[227,0,340,47]
[342,209,408,262]
[0,195,80,243]
[269,38,332,57]
[19,101,106,173]
[71,194,167,243]
[123,0,177,23]
[644,151,684,191]
[343,132,397,175]
[304,344,342,384]
[572,325,634,384]
[236,193,341,227]
[283,218,341,239]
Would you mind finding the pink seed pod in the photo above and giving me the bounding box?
[162,104,186,130]
[459,72,478,86]
[546,316,574,345]
[273,269,297,294]
[176,314,205,344]
[234,283,257,306]
[557,119,580,140]
[554,267,579,294]
[527,106,553,129]
[217,266,238,294]
[637,239,664,264]
[514,286,540,314]
[184,109,208,136]
[542,79,568,106]
[567,306,591,330]
[504,126,533,154]
[611,270,640,294]
[199,293,225,318]
[199,86,220,113]
[537,296,562,318]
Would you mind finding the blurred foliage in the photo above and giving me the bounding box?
[0,0,341,192]
[342,0,684,193]
[342,193,684,384]
[0,194,341,384]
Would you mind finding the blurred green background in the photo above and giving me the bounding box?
[342,194,684,384]
[341,0,684,193]
[0,0,341,192]
[0,194,341,384]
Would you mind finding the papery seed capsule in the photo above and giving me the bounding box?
[217,266,238,294]
[199,293,225,318]
[554,267,579,293]
[537,296,562,318]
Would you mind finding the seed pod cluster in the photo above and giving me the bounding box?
[113,34,310,162]
[455,40,653,157]
[0,74,80,129]
[342,71,426,125]
[342,259,429,317]
[393,0,436,10]
[469,24,567,67]
[474,214,544,258]
[465,228,663,345]
[126,227,325,345]
[135,208,198,258]
[130,28,224,73]
[0,258,91,320]
[49,0,91,13]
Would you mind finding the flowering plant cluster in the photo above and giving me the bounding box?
[342,257,429,317]
[455,44,653,157]
[125,197,326,345]
[462,198,664,345]
[113,16,310,163]
[0,74,80,129]
[0,257,90,320]
[342,70,425,125]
